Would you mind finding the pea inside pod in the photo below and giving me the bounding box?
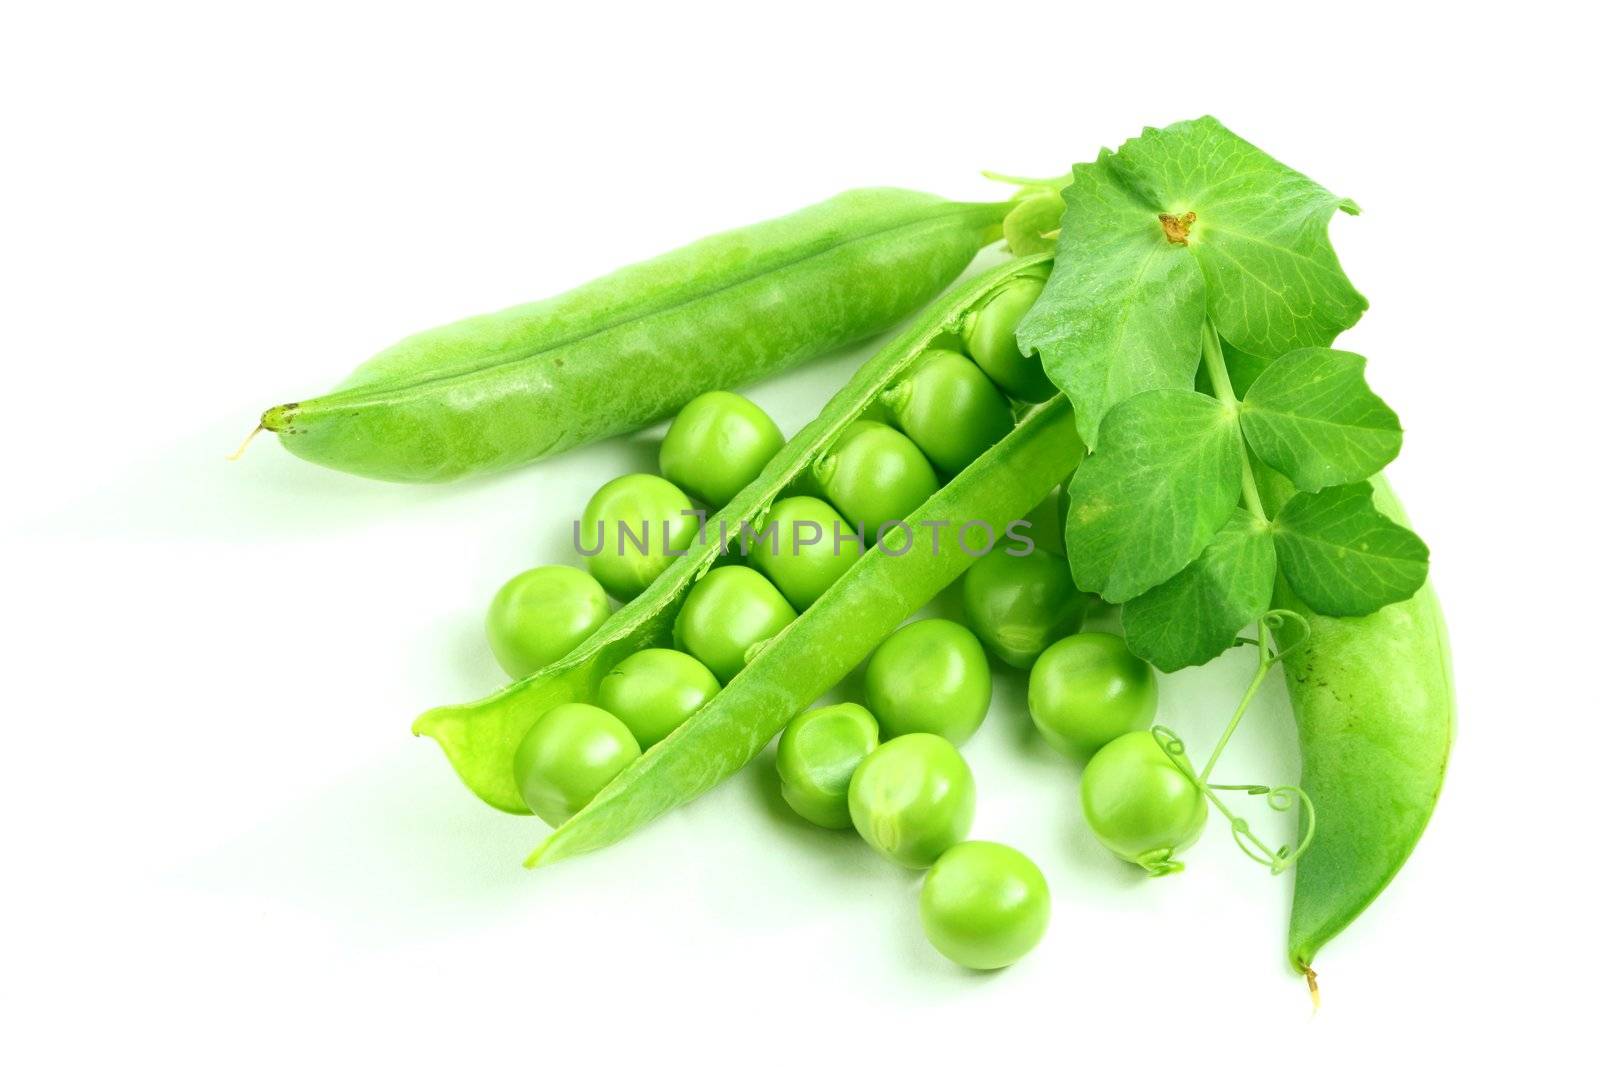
[882,349,1014,477]
[597,648,721,749]
[749,495,862,610]
[672,565,798,684]
[961,273,1055,403]
[812,421,939,543]
[412,256,1073,860]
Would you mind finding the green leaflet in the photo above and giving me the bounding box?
[1240,348,1402,491]
[1122,510,1276,672]
[1274,483,1430,616]
[1064,389,1242,603]
[1019,116,1366,448]
[1013,149,1206,449]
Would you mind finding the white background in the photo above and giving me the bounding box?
[4,1,1595,1061]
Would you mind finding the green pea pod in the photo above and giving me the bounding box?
[1269,475,1454,976]
[259,189,1013,482]
[413,257,1081,864]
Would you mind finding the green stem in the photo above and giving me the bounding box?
[1200,321,1267,522]
[1199,620,1273,783]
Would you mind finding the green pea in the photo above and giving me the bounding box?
[848,733,976,868]
[749,495,862,609]
[920,841,1050,970]
[1028,632,1157,760]
[580,473,702,601]
[659,391,785,509]
[485,565,613,678]
[512,702,641,827]
[882,349,1014,477]
[812,420,938,542]
[672,565,798,683]
[864,619,991,745]
[960,275,1055,403]
[596,648,721,749]
[775,703,880,829]
[1080,730,1207,875]
[961,550,1087,669]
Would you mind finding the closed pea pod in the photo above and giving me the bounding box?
[1266,475,1454,980]
[882,349,1014,477]
[253,190,1012,482]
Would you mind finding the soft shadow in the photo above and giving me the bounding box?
[173,747,544,946]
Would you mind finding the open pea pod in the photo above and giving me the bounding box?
[413,255,1076,859]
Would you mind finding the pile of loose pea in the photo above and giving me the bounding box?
[482,276,1204,970]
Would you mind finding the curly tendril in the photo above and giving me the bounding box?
[1151,726,1317,875]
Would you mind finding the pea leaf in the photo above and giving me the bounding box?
[1019,116,1366,447]
[1122,510,1277,671]
[1273,483,1429,616]
[1196,335,1274,397]
[1064,389,1243,603]
[1240,348,1401,491]
[1015,148,1206,450]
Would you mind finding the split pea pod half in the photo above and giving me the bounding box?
[1265,474,1454,979]
[254,189,1015,482]
[412,256,1082,864]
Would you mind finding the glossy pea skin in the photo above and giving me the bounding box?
[776,703,880,829]
[580,474,702,601]
[1028,632,1157,760]
[865,619,991,745]
[659,391,785,509]
[597,648,721,749]
[920,842,1050,970]
[848,733,976,868]
[1080,730,1207,874]
[263,190,1012,482]
[513,702,642,827]
[960,275,1055,403]
[485,565,613,678]
[749,495,862,609]
[961,550,1087,669]
[812,421,939,542]
[883,349,1014,477]
[413,264,1082,854]
[672,565,798,683]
